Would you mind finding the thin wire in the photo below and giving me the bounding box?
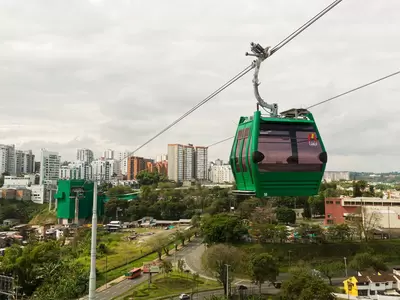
[120,0,343,162]
[208,69,400,148]
[306,70,400,109]
[271,0,343,54]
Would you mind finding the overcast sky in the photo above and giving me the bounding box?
[0,0,399,172]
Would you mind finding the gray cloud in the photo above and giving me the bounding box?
[1,0,400,172]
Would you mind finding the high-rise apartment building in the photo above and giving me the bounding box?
[167,144,206,182]
[59,161,91,180]
[39,149,61,185]
[14,150,35,175]
[195,146,208,180]
[117,151,129,175]
[76,148,94,163]
[91,158,112,182]
[127,156,154,180]
[0,144,16,176]
[103,149,114,160]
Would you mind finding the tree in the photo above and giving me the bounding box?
[248,253,279,294]
[146,237,163,260]
[177,259,185,273]
[202,244,245,296]
[275,207,296,224]
[201,213,248,244]
[160,260,173,277]
[315,261,343,285]
[347,206,382,242]
[327,223,351,242]
[349,252,388,272]
[280,265,334,300]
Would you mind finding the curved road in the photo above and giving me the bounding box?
[80,238,347,300]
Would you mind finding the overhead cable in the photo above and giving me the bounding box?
[120,0,343,161]
[207,69,400,147]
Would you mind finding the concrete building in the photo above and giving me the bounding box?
[103,149,114,160]
[3,175,35,188]
[0,144,16,175]
[2,175,44,203]
[323,171,350,182]
[39,149,61,185]
[117,151,129,176]
[91,159,112,182]
[168,144,207,182]
[59,161,91,181]
[76,148,94,163]
[29,185,45,204]
[195,146,208,180]
[156,154,167,162]
[209,164,235,183]
[325,197,400,228]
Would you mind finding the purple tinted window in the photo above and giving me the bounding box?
[296,131,323,164]
[257,122,324,172]
[235,129,243,172]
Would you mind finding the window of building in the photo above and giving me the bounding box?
[336,201,340,204]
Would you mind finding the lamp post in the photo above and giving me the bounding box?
[88,182,98,300]
[344,257,348,277]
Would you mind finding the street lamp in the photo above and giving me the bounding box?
[344,257,348,277]
[88,182,98,300]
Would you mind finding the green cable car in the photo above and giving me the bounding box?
[230,42,328,197]
[230,108,327,197]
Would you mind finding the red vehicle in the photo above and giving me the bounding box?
[125,268,142,279]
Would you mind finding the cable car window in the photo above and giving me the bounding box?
[296,131,323,165]
[247,132,254,183]
[258,128,292,171]
[258,122,324,172]
[235,129,243,172]
[241,128,249,172]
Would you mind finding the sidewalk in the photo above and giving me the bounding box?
[96,243,186,292]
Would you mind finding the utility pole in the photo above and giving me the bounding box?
[344,257,348,277]
[88,182,98,300]
[225,264,230,299]
[288,250,292,268]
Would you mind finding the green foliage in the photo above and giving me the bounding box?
[202,244,245,296]
[326,224,351,241]
[280,264,335,300]
[275,207,296,224]
[0,240,88,298]
[248,253,279,294]
[136,170,168,186]
[0,199,47,224]
[238,240,400,267]
[349,252,388,272]
[201,213,248,244]
[314,261,343,285]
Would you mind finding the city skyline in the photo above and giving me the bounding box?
[1,1,399,173]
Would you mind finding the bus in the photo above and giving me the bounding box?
[125,268,142,279]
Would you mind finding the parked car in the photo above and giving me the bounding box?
[179,293,190,300]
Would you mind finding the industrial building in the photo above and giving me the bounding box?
[55,180,104,225]
[325,197,400,228]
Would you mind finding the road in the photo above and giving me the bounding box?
[170,286,281,300]
[79,240,206,300]
[80,238,348,300]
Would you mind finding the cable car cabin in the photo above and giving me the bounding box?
[229,108,327,197]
